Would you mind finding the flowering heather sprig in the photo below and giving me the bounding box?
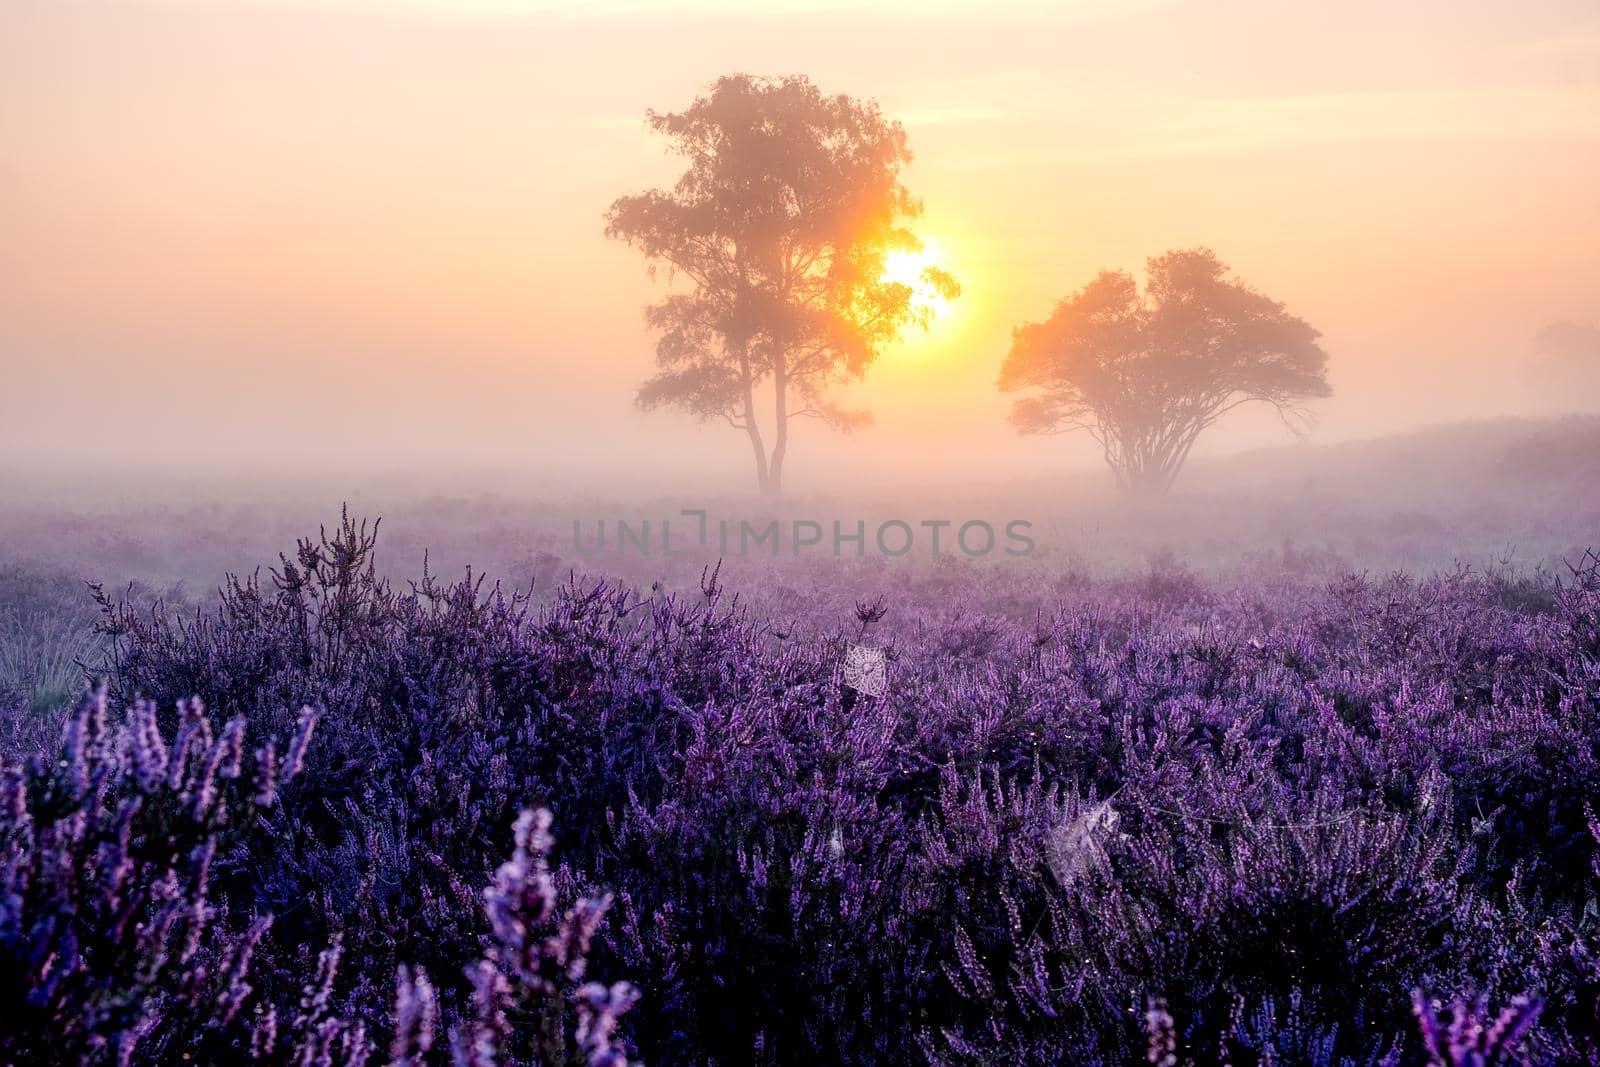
[127,697,169,793]
[193,714,245,817]
[465,807,641,1066]
[451,961,510,1067]
[215,914,273,1028]
[284,705,320,780]
[576,982,642,1067]
[254,739,278,805]
[1144,997,1177,1067]
[485,809,560,979]
[390,966,438,1067]
[1412,991,1544,1067]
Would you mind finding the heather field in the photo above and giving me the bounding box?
[2,425,1600,1066]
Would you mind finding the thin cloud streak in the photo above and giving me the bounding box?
[96,0,1175,18]
[935,85,1600,169]
[891,105,1014,127]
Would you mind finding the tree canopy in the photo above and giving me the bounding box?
[999,248,1330,493]
[1531,320,1600,406]
[606,73,955,495]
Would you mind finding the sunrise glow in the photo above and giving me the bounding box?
[880,241,955,323]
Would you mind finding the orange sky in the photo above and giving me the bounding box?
[2,0,1597,493]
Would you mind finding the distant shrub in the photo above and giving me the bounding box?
[1498,422,1600,482]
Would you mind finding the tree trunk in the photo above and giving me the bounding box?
[747,422,771,495]
[1104,423,1203,496]
[766,356,789,498]
[738,342,770,495]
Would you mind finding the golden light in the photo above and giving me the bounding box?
[881,240,955,322]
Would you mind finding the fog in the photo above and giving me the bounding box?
[3,0,1597,500]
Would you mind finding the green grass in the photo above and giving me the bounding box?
[0,610,100,716]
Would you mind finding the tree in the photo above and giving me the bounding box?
[999,248,1330,493]
[1530,321,1600,408]
[606,74,956,496]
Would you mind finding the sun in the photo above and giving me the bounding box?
[880,240,955,322]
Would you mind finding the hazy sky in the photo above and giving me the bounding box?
[3,0,1597,492]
